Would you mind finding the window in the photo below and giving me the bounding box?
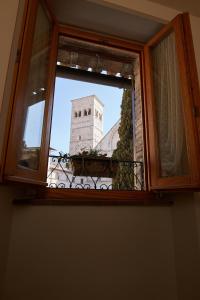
[3,0,200,200]
[144,15,200,189]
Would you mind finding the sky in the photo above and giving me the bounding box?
[23,77,123,153]
[23,100,45,148]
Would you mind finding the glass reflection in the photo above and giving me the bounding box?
[18,4,51,170]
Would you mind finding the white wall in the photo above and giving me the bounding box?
[0,0,23,298]
[171,193,200,300]
[0,187,14,299]
[0,0,25,167]
[0,0,20,111]
[91,0,179,22]
[3,205,177,300]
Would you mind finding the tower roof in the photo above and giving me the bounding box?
[71,95,104,107]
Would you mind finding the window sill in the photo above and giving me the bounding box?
[13,188,173,206]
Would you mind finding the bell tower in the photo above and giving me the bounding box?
[69,95,104,155]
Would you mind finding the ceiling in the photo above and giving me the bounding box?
[148,0,200,18]
[48,0,163,42]
[48,0,200,43]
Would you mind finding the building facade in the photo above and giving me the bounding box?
[69,95,104,155]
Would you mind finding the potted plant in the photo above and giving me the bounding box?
[70,149,119,178]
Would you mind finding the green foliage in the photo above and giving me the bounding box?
[76,148,107,158]
[112,89,135,190]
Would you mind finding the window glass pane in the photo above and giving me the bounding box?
[151,31,189,177]
[18,4,51,170]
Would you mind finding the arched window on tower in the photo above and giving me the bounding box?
[78,111,81,117]
[84,109,87,116]
[74,112,78,118]
[88,108,91,115]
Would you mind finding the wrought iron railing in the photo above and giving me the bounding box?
[47,155,144,191]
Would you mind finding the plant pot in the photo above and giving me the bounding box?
[70,156,119,178]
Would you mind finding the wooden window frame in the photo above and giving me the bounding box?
[3,0,58,185]
[144,13,200,190]
[1,0,200,203]
[39,22,151,202]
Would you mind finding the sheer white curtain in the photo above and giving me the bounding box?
[152,31,188,177]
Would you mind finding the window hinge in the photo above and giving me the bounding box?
[192,105,200,118]
[16,49,21,64]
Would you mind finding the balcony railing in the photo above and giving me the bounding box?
[47,155,144,191]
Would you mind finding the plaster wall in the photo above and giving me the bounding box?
[194,193,200,255]
[0,187,14,299]
[0,0,20,111]
[0,0,25,164]
[170,193,200,300]
[0,0,24,298]
[3,205,177,300]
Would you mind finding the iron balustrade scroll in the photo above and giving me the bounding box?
[47,154,144,191]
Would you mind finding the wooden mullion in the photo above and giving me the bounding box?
[144,41,160,188]
[58,24,144,53]
[39,24,59,181]
[173,15,200,184]
[181,13,200,150]
[139,51,150,191]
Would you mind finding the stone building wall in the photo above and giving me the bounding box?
[93,97,104,146]
[69,95,103,155]
[95,120,120,157]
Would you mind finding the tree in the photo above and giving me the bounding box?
[112,88,135,190]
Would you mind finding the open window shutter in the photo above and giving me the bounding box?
[144,14,200,190]
[4,0,58,185]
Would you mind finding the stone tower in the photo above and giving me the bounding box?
[69,95,104,155]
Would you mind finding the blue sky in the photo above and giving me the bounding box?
[24,77,123,153]
[49,78,123,153]
[23,100,45,148]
